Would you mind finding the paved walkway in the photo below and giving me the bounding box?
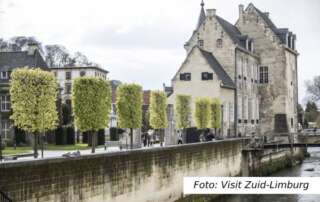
[1,144,163,163]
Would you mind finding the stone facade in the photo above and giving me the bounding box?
[235,3,298,135]
[167,2,298,137]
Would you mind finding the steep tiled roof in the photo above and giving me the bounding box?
[0,50,48,70]
[199,48,235,89]
[215,15,246,49]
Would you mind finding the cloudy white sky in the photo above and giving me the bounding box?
[0,0,319,104]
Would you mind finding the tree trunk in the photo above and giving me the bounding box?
[41,132,44,158]
[91,131,96,153]
[34,134,38,158]
[160,129,164,147]
[130,128,133,149]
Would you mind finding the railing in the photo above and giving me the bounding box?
[0,191,12,202]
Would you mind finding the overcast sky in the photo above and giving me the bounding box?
[0,0,319,104]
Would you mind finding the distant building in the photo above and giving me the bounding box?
[0,43,48,141]
[51,66,109,109]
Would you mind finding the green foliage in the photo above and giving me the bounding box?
[305,101,319,122]
[194,97,211,129]
[210,98,221,129]
[149,91,168,129]
[72,77,112,132]
[175,95,191,129]
[116,83,143,129]
[10,68,58,133]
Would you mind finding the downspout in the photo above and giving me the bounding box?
[295,52,299,132]
[234,48,238,137]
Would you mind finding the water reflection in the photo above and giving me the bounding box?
[213,148,320,202]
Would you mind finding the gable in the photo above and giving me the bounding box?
[172,46,214,81]
[172,46,235,89]
[245,4,292,45]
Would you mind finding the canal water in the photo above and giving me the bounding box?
[214,148,320,202]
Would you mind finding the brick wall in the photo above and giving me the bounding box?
[0,139,248,202]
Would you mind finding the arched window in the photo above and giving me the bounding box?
[216,39,223,48]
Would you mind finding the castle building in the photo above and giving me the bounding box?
[167,2,298,137]
[51,66,108,109]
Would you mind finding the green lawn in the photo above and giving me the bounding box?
[46,143,90,151]
[2,147,32,155]
[1,144,96,156]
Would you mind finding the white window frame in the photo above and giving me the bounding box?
[1,120,10,139]
[1,71,8,79]
[259,66,269,84]
[65,83,72,94]
[1,95,10,112]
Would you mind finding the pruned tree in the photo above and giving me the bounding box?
[116,84,143,149]
[72,77,111,153]
[175,95,191,140]
[195,97,211,141]
[149,91,168,146]
[10,68,58,158]
[210,99,221,136]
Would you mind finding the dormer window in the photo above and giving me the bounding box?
[202,72,213,80]
[180,73,191,81]
[248,40,253,52]
[216,39,223,48]
[198,39,204,48]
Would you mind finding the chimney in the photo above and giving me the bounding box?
[27,42,39,56]
[264,12,269,17]
[239,4,244,18]
[206,9,216,17]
